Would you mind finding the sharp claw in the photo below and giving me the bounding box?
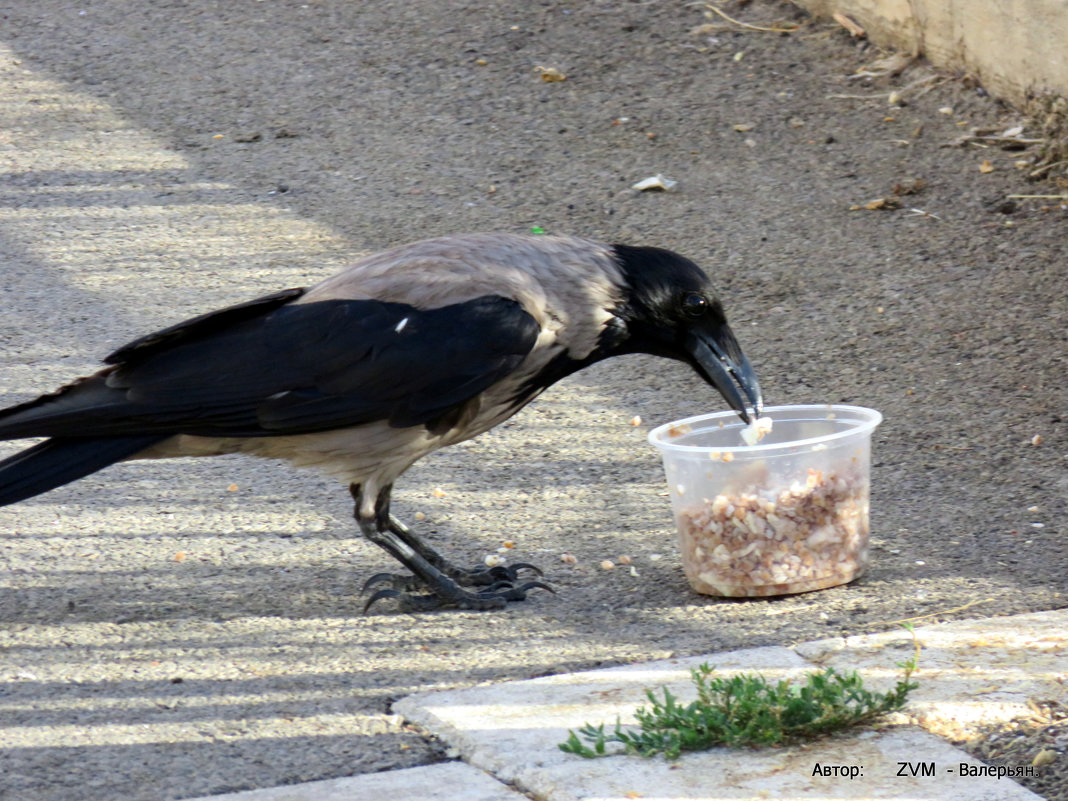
[364,587,442,614]
[363,588,402,612]
[362,572,425,594]
[361,572,401,594]
[478,562,542,584]
[504,562,543,578]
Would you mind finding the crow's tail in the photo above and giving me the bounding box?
[0,435,165,506]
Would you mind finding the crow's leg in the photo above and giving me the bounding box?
[383,511,541,585]
[352,484,551,613]
[350,484,540,591]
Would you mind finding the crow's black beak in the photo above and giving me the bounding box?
[686,327,763,424]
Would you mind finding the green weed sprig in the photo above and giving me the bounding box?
[560,626,919,759]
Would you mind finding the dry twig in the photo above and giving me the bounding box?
[947,134,1045,147]
[1030,159,1068,178]
[700,3,800,34]
[832,12,865,38]
[828,75,947,103]
[870,597,995,629]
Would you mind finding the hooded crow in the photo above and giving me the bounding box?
[0,233,762,611]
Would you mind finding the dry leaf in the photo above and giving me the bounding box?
[1033,749,1057,768]
[862,52,911,77]
[892,178,927,195]
[851,197,902,211]
[832,12,865,37]
[979,160,995,173]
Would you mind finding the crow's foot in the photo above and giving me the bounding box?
[363,579,553,613]
[361,562,542,594]
[352,484,552,614]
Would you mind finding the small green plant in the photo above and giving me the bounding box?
[560,626,919,760]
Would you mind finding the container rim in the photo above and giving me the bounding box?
[647,404,883,454]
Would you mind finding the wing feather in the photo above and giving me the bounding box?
[1,295,540,439]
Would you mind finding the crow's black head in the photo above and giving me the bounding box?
[610,244,763,423]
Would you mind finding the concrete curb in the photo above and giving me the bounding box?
[192,609,1065,800]
[184,762,528,801]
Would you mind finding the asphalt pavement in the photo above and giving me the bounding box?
[0,2,1064,800]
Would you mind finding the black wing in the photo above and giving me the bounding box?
[104,287,307,365]
[0,294,541,439]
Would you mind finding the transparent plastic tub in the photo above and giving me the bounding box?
[648,405,882,597]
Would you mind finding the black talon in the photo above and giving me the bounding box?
[363,572,403,593]
[503,562,543,577]
[363,588,403,612]
[513,580,555,597]
[360,572,422,598]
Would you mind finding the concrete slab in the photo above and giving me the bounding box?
[396,630,1055,800]
[184,762,527,801]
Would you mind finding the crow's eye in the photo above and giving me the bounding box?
[681,292,708,318]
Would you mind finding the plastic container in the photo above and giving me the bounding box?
[648,405,882,597]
